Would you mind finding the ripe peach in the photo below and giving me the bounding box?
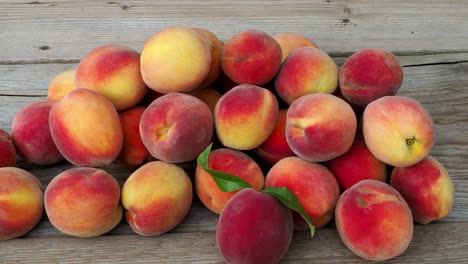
[187,88,222,113]
[49,88,123,167]
[339,48,403,107]
[121,161,192,236]
[0,130,16,167]
[75,45,148,110]
[273,32,318,62]
[193,27,224,89]
[286,93,357,162]
[217,188,293,264]
[266,157,340,229]
[214,84,279,150]
[140,26,211,93]
[391,156,455,224]
[325,135,387,192]
[0,167,43,240]
[117,106,151,167]
[44,167,122,237]
[11,101,64,165]
[363,96,434,167]
[335,180,413,261]
[140,93,213,163]
[195,148,264,214]
[221,30,282,85]
[255,109,295,164]
[275,47,338,105]
[47,69,78,102]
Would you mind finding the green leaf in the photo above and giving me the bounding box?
[197,143,252,192]
[262,187,315,238]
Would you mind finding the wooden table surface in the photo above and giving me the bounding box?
[1,1,467,263]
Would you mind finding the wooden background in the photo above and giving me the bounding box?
[0,0,467,263]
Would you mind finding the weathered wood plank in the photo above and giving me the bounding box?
[1,54,468,97]
[0,0,468,62]
[1,223,467,263]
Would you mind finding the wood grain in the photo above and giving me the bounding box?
[0,0,468,62]
[1,223,467,263]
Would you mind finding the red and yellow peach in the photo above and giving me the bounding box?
[391,156,455,224]
[45,167,122,237]
[121,161,193,236]
[0,167,43,240]
[75,45,148,110]
[195,148,264,214]
[335,180,413,261]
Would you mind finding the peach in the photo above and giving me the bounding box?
[391,156,454,224]
[221,30,282,85]
[195,148,264,214]
[335,180,413,261]
[0,130,16,167]
[0,167,43,240]
[286,93,357,162]
[266,157,340,229]
[325,135,387,192]
[49,88,123,167]
[121,161,192,236]
[217,188,293,264]
[187,88,222,113]
[273,32,318,62]
[255,109,295,164]
[193,27,224,89]
[214,84,279,150]
[117,106,151,167]
[47,69,78,102]
[11,101,64,165]
[44,167,122,237]
[275,47,338,105]
[339,48,403,107]
[75,45,148,111]
[140,26,211,93]
[140,93,213,163]
[363,96,434,167]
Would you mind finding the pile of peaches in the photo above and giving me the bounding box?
[0,26,455,263]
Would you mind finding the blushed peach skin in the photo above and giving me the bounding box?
[121,161,193,236]
[0,167,43,240]
[140,93,213,163]
[117,106,151,167]
[11,101,64,165]
[286,93,357,162]
[193,27,224,89]
[140,26,212,93]
[335,180,413,261]
[214,84,279,150]
[44,167,122,237]
[195,148,264,214]
[49,88,123,167]
[188,88,222,113]
[0,130,16,167]
[363,96,434,167]
[222,30,282,85]
[266,157,340,229]
[391,156,454,224]
[325,135,387,192]
[75,45,148,110]
[255,109,295,164]
[275,47,338,105]
[273,32,318,62]
[217,188,293,264]
[47,69,78,102]
[339,48,403,107]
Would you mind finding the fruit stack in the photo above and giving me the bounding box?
[0,26,454,263]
